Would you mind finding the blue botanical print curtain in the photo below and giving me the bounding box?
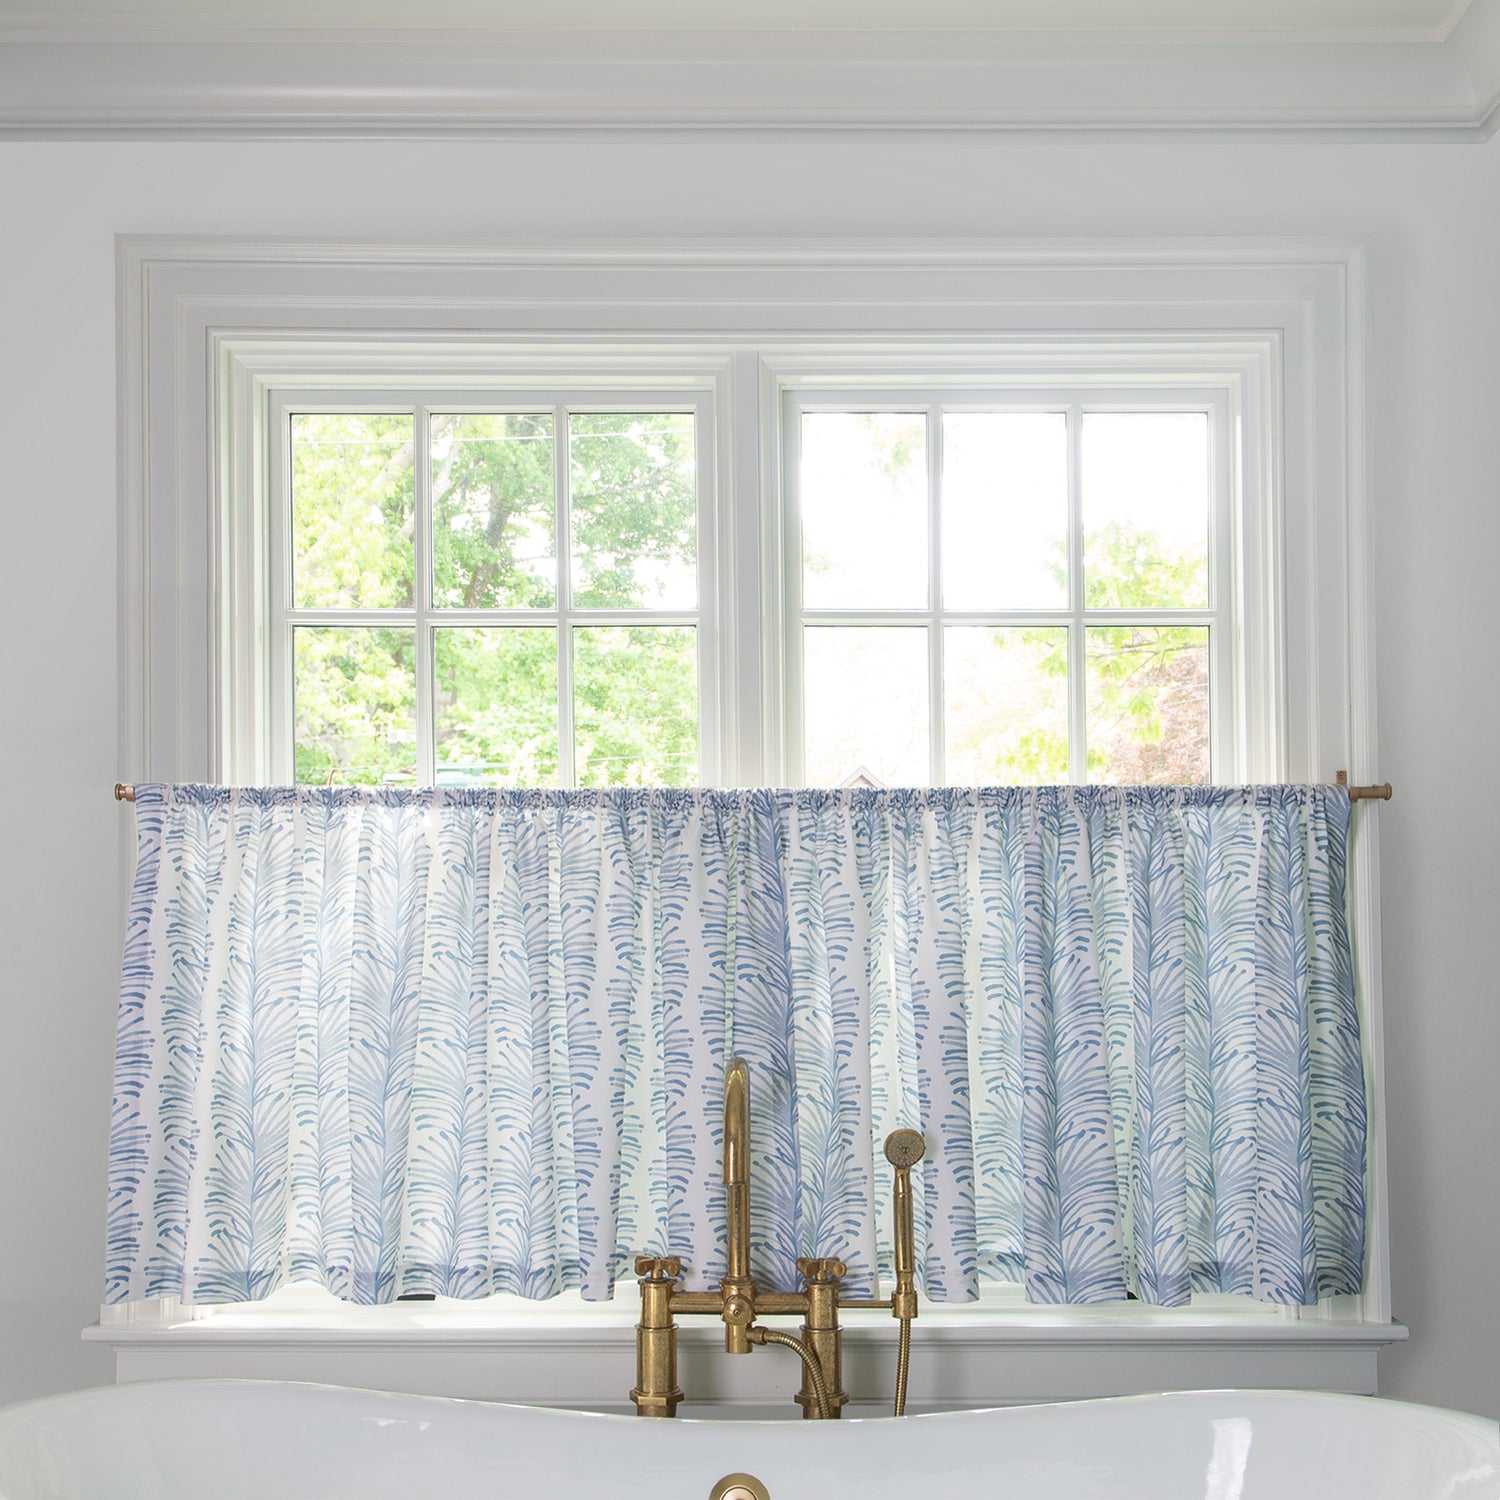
[107,784,1364,1310]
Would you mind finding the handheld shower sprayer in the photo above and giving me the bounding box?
[883,1129,926,1416]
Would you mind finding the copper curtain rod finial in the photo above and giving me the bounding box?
[1335,771,1393,803]
[115,783,137,803]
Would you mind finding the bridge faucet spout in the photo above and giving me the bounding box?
[723,1057,750,1278]
[721,1057,755,1351]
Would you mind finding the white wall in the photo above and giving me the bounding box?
[0,135,1495,1420]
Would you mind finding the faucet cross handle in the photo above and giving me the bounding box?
[635,1255,682,1281]
[796,1256,848,1283]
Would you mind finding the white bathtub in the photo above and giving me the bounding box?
[0,1381,1494,1499]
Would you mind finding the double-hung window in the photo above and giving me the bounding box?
[267,385,1244,791]
[105,241,1394,1401]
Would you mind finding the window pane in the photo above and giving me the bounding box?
[942,414,1068,610]
[294,627,416,785]
[291,414,415,609]
[804,627,929,786]
[945,627,1070,785]
[1086,625,1209,784]
[1082,413,1210,609]
[569,413,696,609]
[574,627,698,785]
[434,628,558,786]
[432,414,555,609]
[801,413,928,610]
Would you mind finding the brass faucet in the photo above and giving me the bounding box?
[720,1057,756,1357]
[630,1057,925,1420]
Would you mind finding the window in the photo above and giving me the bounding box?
[112,241,1394,1401]
[785,397,1228,787]
[274,399,710,788]
[265,384,1244,792]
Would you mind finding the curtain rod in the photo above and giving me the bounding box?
[114,777,1395,805]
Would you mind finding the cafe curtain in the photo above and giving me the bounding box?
[106,783,1365,1309]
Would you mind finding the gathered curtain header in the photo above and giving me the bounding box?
[108,783,1365,1311]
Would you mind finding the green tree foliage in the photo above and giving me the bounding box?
[292,407,1207,790]
[808,414,1210,788]
[291,410,698,786]
[1083,624,1209,785]
[291,413,415,610]
[294,627,418,785]
[433,627,560,785]
[943,626,1072,786]
[291,413,420,785]
[570,413,696,609]
[432,413,556,610]
[574,627,698,786]
[944,527,1209,786]
[1077,519,1209,784]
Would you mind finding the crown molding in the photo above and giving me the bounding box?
[2,16,1499,141]
[0,0,1478,41]
[1451,0,1500,128]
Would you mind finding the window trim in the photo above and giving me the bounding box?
[115,239,1393,1391]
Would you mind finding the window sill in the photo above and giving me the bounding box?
[83,1295,1407,1413]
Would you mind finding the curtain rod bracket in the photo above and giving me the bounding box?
[1335,771,1392,802]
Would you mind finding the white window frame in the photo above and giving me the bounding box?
[104,238,1400,1406]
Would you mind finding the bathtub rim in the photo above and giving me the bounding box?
[2,1376,1495,1441]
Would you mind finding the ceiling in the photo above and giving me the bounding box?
[0,0,1475,35]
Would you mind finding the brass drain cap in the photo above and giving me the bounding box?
[710,1474,770,1500]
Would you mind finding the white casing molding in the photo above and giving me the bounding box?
[5,11,1500,141]
[112,235,1399,1404]
[117,238,1374,787]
